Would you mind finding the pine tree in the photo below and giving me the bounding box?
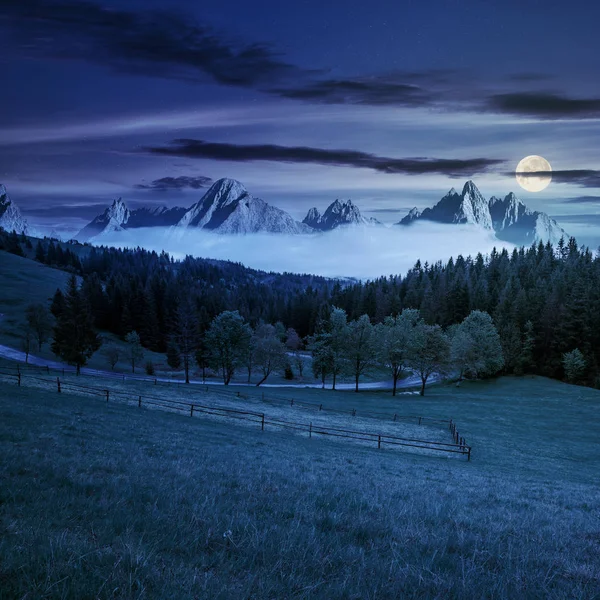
[166,343,182,370]
[34,241,46,263]
[51,275,101,374]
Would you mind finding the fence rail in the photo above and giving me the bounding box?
[0,362,450,428]
[0,368,471,460]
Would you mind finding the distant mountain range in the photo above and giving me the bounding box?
[0,178,569,248]
[397,180,567,246]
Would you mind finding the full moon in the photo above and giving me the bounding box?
[515,155,552,192]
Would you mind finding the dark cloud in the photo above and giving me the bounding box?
[368,208,410,214]
[489,92,600,119]
[550,214,600,225]
[271,70,466,107]
[145,138,504,177]
[506,73,553,83]
[513,170,600,188]
[273,77,433,107]
[0,0,298,87]
[562,196,600,204]
[135,176,213,192]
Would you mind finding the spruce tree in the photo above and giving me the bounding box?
[51,275,101,374]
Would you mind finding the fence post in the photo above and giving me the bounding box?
[206,386,208,392]
[291,398,294,406]
[237,391,240,398]
[154,378,157,385]
[467,446,471,461]
[138,395,142,408]
[46,365,50,374]
[17,372,21,386]
[419,416,422,425]
[57,377,61,393]
[105,390,109,403]
[309,422,312,438]
[261,414,265,431]
[393,413,397,422]
[352,409,356,417]
[378,435,381,449]
[319,404,322,411]
[190,404,194,417]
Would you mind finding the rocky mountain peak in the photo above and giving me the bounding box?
[396,180,568,246]
[303,198,380,230]
[398,207,422,225]
[0,184,29,234]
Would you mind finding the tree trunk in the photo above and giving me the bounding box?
[202,365,206,384]
[256,370,270,387]
[392,373,398,396]
[332,371,337,391]
[184,356,190,384]
[76,363,81,376]
[355,373,359,392]
[420,375,426,396]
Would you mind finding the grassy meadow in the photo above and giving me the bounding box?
[1,367,600,599]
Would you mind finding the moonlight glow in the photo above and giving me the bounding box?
[516,155,552,192]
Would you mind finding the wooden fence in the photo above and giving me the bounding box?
[0,368,472,460]
[1,362,451,429]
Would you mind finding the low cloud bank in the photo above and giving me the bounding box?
[96,223,513,280]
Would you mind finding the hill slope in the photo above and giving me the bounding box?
[1,376,599,598]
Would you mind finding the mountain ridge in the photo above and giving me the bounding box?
[397,180,567,245]
[302,198,382,230]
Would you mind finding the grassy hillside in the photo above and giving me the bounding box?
[0,250,71,346]
[1,373,599,598]
[0,250,169,371]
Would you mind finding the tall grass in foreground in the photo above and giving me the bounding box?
[1,384,600,599]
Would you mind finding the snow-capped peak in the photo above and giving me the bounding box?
[459,180,493,229]
[177,178,250,229]
[0,184,29,234]
[398,207,422,225]
[302,198,381,230]
[105,198,130,228]
[302,207,322,229]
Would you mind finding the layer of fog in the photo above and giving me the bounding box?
[96,222,514,280]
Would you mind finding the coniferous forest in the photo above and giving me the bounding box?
[2,229,599,387]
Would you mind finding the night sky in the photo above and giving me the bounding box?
[1,0,600,245]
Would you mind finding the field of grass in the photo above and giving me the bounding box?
[0,250,71,346]
[1,368,600,598]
